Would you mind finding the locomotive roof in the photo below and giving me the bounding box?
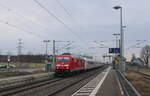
[56,54,84,59]
[56,54,100,63]
[56,54,94,60]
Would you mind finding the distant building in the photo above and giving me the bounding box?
[131,57,145,66]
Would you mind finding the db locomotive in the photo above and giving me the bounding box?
[53,53,103,74]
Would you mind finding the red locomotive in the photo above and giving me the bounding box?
[54,53,103,74]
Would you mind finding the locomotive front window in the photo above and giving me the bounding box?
[57,57,70,61]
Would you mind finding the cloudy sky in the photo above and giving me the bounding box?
[0,0,149,60]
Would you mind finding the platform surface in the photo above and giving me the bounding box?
[96,69,122,96]
[72,66,122,96]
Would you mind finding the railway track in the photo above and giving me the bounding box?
[0,76,63,96]
[129,70,150,80]
[0,65,107,96]
[48,69,102,96]
[34,65,107,96]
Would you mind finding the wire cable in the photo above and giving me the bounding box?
[0,20,43,38]
[0,2,52,34]
[55,0,82,30]
[33,0,90,48]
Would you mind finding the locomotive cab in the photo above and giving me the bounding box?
[55,55,72,73]
[55,54,85,74]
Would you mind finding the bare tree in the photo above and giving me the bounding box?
[140,45,150,68]
[131,53,136,62]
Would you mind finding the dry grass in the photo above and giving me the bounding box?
[126,72,150,96]
[32,70,46,73]
[128,66,150,75]
[0,70,46,78]
[0,71,32,78]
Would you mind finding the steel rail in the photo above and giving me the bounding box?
[48,65,107,96]
[0,76,63,96]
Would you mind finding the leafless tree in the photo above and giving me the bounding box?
[140,45,150,68]
[131,53,136,62]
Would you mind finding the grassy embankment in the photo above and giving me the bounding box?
[0,62,46,78]
[127,65,150,75]
[0,62,45,68]
[126,65,150,96]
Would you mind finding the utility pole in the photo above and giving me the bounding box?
[43,40,50,72]
[52,40,55,71]
[113,33,120,58]
[18,39,22,56]
[17,39,23,67]
[122,26,126,72]
[7,51,11,67]
[122,26,126,56]
[43,40,50,57]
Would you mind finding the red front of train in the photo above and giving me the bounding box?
[55,54,85,73]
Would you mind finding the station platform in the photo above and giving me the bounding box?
[95,68,122,96]
[72,66,123,96]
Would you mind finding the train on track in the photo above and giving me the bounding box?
[47,53,104,75]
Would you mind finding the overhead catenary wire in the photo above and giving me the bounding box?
[33,0,79,37]
[58,42,74,51]
[0,0,90,54]
[0,20,43,39]
[124,40,147,55]
[54,0,92,51]
[0,2,53,34]
[0,2,79,54]
[125,40,147,51]
[0,2,69,40]
[0,0,93,55]
[33,0,91,49]
[55,0,82,30]
[94,41,109,48]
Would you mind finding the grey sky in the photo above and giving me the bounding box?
[0,0,149,60]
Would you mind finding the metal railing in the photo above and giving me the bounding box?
[116,70,141,96]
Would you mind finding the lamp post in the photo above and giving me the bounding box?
[113,5,126,72]
[113,5,123,57]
